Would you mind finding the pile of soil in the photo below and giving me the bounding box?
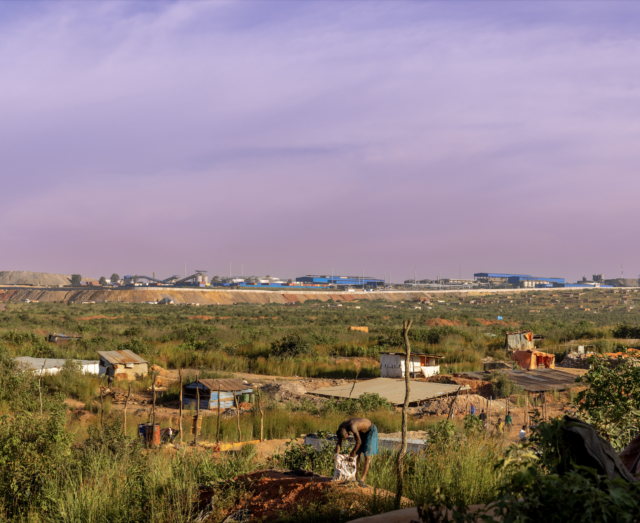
[424,375,493,396]
[261,381,307,401]
[418,393,507,416]
[299,378,349,391]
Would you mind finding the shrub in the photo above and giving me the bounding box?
[270,332,314,358]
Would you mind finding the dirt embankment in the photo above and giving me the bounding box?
[0,271,97,285]
[0,287,440,306]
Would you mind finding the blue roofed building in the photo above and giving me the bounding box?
[296,275,385,288]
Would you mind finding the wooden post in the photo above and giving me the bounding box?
[489,396,492,432]
[151,374,157,447]
[123,382,132,436]
[395,319,412,510]
[179,370,183,444]
[38,359,46,417]
[447,386,463,420]
[348,368,361,399]
[195,376,200,448]
[100,389,105,431]
[216,383,221,445]
[525,393,529,427]
[234,390,242,442]
[258,386,264,442]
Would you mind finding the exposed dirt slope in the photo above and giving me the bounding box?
[0,271,96,285]
[0,287,437,305]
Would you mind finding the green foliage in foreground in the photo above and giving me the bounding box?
[574,355,640,450]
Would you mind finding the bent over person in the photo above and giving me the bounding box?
[336,417,379,484]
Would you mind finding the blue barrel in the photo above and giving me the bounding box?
[138,423,147,440]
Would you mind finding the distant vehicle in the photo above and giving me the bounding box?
[496,316,503,320]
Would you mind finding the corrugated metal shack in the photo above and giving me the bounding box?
[97,350,149,380]
[182,379,253,410]
[504,331,535,351]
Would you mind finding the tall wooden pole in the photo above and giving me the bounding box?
[395,319,412,510]
[39,359,46,417]
[258,386,264,442]
[195,375,200,447]
[151,374,157,447]
[100,390,105,431]
[216,383,221,445]
[179,370,183,444]
[123,382,132,436]
[234,390,242,442]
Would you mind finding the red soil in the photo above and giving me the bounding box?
[78,315,123,320]
[426,318,461,326]
[189,315,216,320]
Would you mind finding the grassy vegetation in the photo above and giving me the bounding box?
[1,290,640,520]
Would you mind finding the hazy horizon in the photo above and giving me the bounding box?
[2,2,640,283]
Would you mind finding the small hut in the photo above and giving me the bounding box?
[380,352,443,378]
[97,350,149,380]
[182,379,253,410]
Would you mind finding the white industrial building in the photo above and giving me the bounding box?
[15,357,100,375]
[380,352,443,378]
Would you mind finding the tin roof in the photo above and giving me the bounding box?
[457,368,587,392]
[309,378,468,405]
[185,379,250,392]
[97,350,148,365]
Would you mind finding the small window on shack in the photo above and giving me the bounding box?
[125,363,134,369]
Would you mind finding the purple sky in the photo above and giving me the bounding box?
[2,1,640,283]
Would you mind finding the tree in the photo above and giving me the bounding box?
[99,276,107,285]
[212,275,220,283]
[574,355,640,450]
[110,273,119,283]
[70,274,82,285]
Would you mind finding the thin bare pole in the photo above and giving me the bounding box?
[395,319,412,510]
[216,383,221,445]
[179,369,183,444]
[151,374,157,447]
[100,390,105,431]
[234,391,242,442]
[258,386,264,442]
[195,375,200,447]
[123,382,132,436]
[39,359,46,417]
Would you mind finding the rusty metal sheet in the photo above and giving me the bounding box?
[457,368,587,392]
[309,378,469,405]
[185,379,249,392]
[97,350,147,365]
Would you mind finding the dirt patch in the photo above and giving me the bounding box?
[189,315,216,320]
[423,375,493,396]
[476,318,518,326]
[78,315,124,320]
[418,393,506,416]
[260,382,307,401]
[426,318,461,326]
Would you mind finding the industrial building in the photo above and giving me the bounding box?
[474,273,565,287]
[296,275,385,288]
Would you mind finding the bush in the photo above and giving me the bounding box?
[270,332,314,358]
[487,372,523,398]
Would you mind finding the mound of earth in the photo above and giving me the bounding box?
[426,318,461,326]
[0,271,97,286]
[200,470,408,521]
[419,393,507,416]
[423,375,493,396]
[260,381,307,401]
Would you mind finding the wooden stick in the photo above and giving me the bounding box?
[195,375,200,448]
[348,367,361,399]
[123,382,132,436]
[39,358,46,417]
[395,318,412,510]
[216,383,221,445]
[151,374,157,447]
[258,386,264,442]
[447,386,463,420]
[234,390,242,442]
[179,369,183,444]
[100,389,105,431]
